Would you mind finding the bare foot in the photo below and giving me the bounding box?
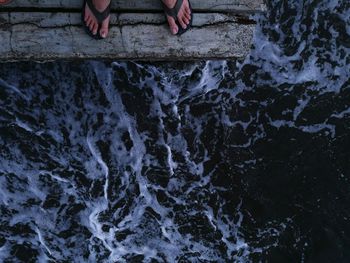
[162,0,192,35]
[84,0,111,38]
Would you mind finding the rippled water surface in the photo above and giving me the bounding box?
[1,0,350,262]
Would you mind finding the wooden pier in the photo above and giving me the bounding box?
[0,0,266,61]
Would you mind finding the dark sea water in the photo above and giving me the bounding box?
[1,0,350,262]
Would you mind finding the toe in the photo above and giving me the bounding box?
[100,15,110,38]
[84,13,90,23]
[185,12,191,22]
[89,21,95,32]
[185,8,191,19]
[166,15,178,35]
[86,17,94,27]
[92,23,98,35]
[86,16,92,26]
[183,16,190,25]
[178,16,187,30]
[86,18,92,28]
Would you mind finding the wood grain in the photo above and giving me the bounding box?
[0,12,255,61]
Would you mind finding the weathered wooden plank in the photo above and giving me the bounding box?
[0,12,254,61]
[0,30,11,55]
[3,0,266,13]
[7,12,249,27]
[0,13,11,55]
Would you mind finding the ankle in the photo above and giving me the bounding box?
[92,0,110,12]
[162,0,176,8]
